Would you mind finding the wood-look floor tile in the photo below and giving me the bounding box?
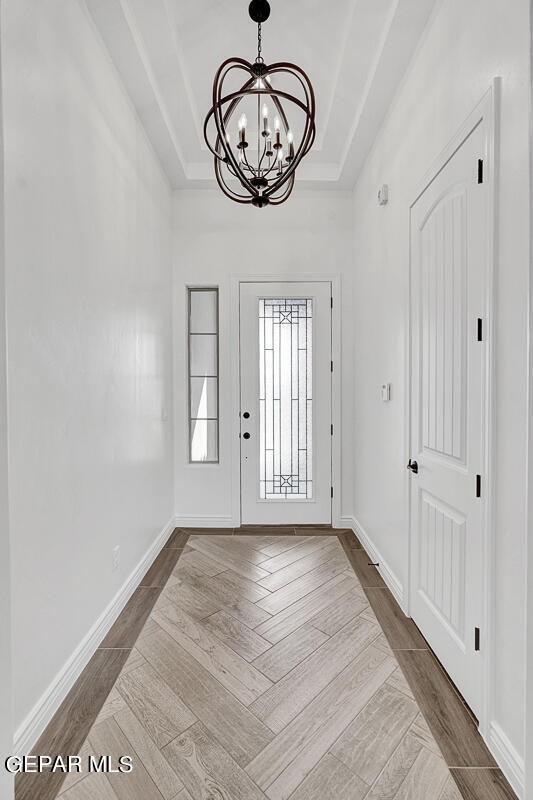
[394,746,450,799]
[386,666,415,700]
[114,707,185,799]
[450,769,517,800]
[185,538,271,580]
[439,775,465,800]
[140,548,183,588]
[396,650,497,767]
[159,581,220,621]
[256,541,338,591]
[258,536,335,573]
[255,573,357,643]
[57,741,94,796]
[100,588,160,649]
[88,717,165,800]
[309,588,368,636]
[165,530,190,549]
[202,609,272,661]
[183,528,234,535]
[162,722,267,800]
[117,662,196,747]
[216,569,272,601]
[410,712,445,756]
[331,683,419,784]
[137,629,273,766]
[136,617,163,642]
[94,687,127,725]
[177,550,225,577]
[152,603,272,705]
[118,647,147,676]
[337,530,364,548]
[251,616,380,732]
[363,731,423,799]
[288,753,368,800]
[246,645,396,799]
[252,624,329,683]
[16,649,129,800]
[340,547,387,587]
[365,588,428,650]
[171,569,272,628]
[58,773,118,800]
[256,553,349,615]
[236,525,295,535]
[254,537,314,559]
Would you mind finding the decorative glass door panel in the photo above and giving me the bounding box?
[259,298,312,500]
[240,282,331,525]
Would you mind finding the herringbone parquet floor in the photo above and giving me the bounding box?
[57,534,463,800]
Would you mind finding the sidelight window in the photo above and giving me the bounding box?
[188,288,219,463]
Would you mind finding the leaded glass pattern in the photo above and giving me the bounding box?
[259,298,312,500]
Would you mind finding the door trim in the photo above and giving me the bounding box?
[230,273,342,528]
[406,81,499,741]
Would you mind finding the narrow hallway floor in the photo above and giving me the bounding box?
[19,529,517,800]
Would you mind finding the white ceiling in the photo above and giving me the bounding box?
[85,0,437,190]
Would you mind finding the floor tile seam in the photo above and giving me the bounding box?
[252,545,350,601]
[421,649,481,730]
[253,561,358,615]
[249,619,378,704]
[250,572,360,632]
[259,537,338,572]
[254,663,394,795]
[141,623,276,720]
[97,647,133,651]
[149,602,277,691]
[325,749,372,791]
[193,610,274,664]
[111,702,185,794]
[185,540,275,578]
[253,637,394,739]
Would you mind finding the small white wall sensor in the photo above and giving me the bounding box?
[381,383,391,402]
[377,184,389,205]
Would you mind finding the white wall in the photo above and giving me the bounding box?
[173,189,353,527]
[0,1,13,793]
[4,0,174,741]
[351,0,529,793]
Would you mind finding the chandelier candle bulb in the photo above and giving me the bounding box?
[274,115,282,149]
[262,104,269,136]
[287,130,294,161]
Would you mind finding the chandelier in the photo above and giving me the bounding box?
[203,0,316,208]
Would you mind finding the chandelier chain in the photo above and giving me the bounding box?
[257,23,262,62]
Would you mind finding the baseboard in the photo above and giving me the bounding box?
[13,515,176,757]
[340,515,405,610]
[486,722,525,799]
[174,515,235,528]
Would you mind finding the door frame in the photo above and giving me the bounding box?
[0,14,13,795]
[230,273,342,528]
[406,81,499,740]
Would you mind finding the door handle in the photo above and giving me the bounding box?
[407,459,418,474]
[243,432,251,440]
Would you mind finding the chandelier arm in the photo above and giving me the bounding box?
[268,173,295,205]
[215,158,254,203]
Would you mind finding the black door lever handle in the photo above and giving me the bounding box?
[407,459,419,474]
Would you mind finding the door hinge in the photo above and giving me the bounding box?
[476,474,482,498]
[331,361,333,373]
[331,424,333,436]
[477,318,483,342]
[474,627,481,651]
[330,296,333,309]
[330,486,334,498]
[477,158,484,184]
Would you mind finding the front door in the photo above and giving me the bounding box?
[409,120,488,716]
[240,281,332,525]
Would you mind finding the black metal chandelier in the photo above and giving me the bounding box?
[203,0,316,208]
